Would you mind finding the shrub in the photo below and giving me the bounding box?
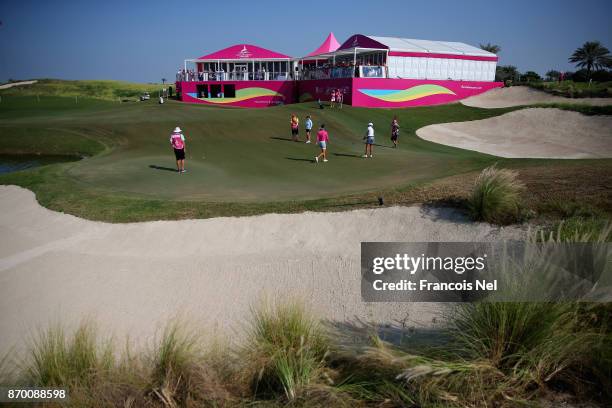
[468,165,525,224]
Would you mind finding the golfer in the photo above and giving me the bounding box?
[363,122,375,158]
[391,116,400,148]
[290,113,300,141]
[170,126,187,173]
[305,115,313,144]
[315,124,329,163]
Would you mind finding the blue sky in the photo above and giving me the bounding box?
[1,0,610,83]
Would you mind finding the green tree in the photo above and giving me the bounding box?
[521,71,542,82]
[479,43,501,54]
[569,41,611,80]
[545,70,561,81]
[495,65,518,82]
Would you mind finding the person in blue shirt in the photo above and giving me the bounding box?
[304,115,313,144]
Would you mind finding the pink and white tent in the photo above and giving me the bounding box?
[305,32,340,57]
[197,44,291,61]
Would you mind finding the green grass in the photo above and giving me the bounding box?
[0,88,521,221]
[1,79,610,222]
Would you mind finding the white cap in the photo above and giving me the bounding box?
[173,127,182,133]
[368,122,373,127]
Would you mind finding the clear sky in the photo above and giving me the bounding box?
[1,0,610,83]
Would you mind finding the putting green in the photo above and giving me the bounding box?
[0,91,521,219]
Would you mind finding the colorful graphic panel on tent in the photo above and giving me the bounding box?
[179,81,295,107]
[352,78,503,107]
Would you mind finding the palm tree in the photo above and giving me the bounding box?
[479,43,501,54]
[569,41,611,80]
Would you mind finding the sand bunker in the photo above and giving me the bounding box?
[461,86,611,108]
[417,108,612,159]
[0,186,522,352]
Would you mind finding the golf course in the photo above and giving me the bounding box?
[1,80,610,222]
[1,83,611,407]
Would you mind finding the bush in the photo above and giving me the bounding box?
[468,165,525,225]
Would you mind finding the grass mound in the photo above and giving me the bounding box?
[468,164,525,224]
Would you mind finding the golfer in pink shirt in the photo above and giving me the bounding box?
[315,124,329,163]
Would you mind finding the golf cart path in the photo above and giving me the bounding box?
[461,86,612,108]
[417,108,612,159]
[0,185,523,352]
[0,80,38,90]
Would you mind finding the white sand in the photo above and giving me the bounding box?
[461,86,612,108]
[0,80,38,90]
[0,186,523,353]
[417,108,612,159]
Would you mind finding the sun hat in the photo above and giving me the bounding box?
[173,127,182,133]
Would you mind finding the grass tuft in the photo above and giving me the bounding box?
[22,321,113,387]
[468,164,525,224]
[241,300,330,401]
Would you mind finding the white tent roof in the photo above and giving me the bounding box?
[366,35,496,57]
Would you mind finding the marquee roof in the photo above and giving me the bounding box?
[196,44,292,61]
[305,32,341,57]
[337,34,498,59]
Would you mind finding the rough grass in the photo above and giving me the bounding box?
[2,284,609,407]
[241,300,330,402]
[0,79,165,101]
[527,80,612,98]
[22,321,113,388]
[468,165,525,224]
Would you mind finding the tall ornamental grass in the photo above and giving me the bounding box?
[469,165,525,224]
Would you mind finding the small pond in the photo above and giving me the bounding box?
[0,154,79,174]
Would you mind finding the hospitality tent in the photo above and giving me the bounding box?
[335,34,498,81]
[185,44,293,80]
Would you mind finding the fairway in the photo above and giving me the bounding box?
[0,95,514,205]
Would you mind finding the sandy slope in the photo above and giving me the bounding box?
[461,86,611,108]
[0,186,523,353]
[417,108,612,159]
[0,80,38,90]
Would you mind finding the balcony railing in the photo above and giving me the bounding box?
[177,71,291,82]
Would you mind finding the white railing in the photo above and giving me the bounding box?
[176,71,291,82]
